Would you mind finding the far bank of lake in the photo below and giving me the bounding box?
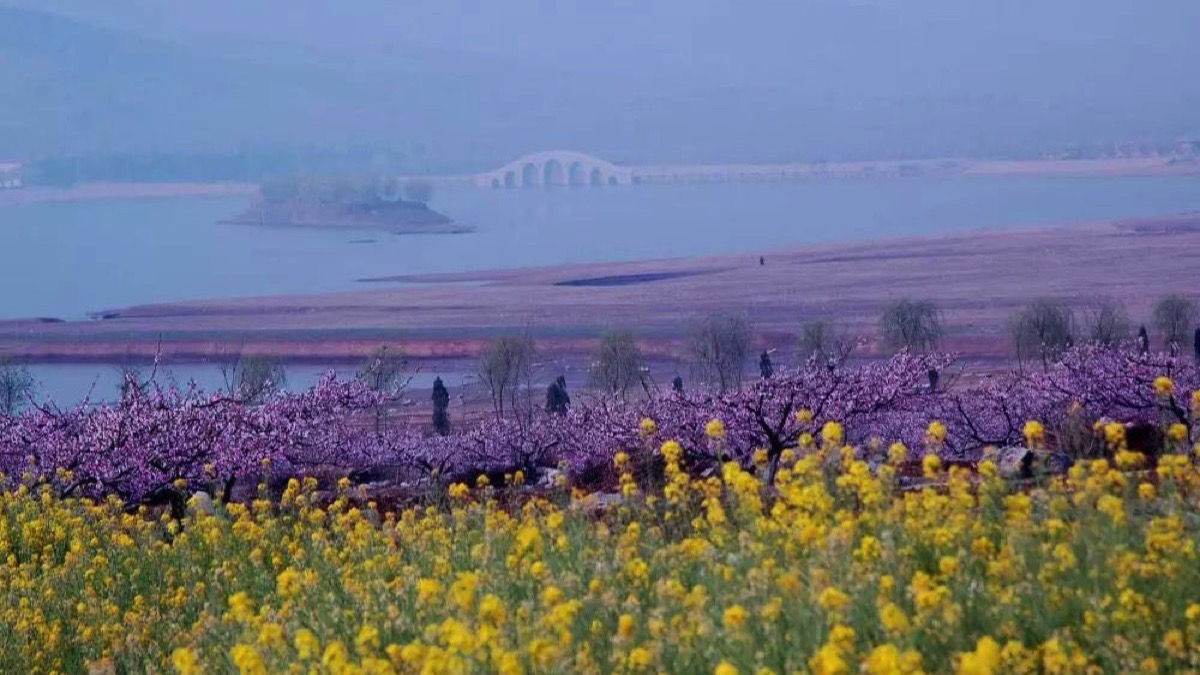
[1,173,1197,321]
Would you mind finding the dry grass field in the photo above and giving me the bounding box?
[2,214,1198,362]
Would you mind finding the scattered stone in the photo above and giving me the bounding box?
[536,468,565,488]
[994,446,1036,479]
[990,446,1073,479]
[1039,452,1073,476]
[573,492,625,514]
[187,492,216,517]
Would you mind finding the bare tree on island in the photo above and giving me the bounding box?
[589,329,644,400]
[687,315,751,394]
[879,299,942,354]
[1085,298,1131,347]
[357,346,409,432]
[1010,299,1076,372]
[477,334,536,422]
[798,320,859,365]
[0,360,35,415]
[222,354,287,405]
[1153,294,1197,354]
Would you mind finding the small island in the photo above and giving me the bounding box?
[225,176,472,234]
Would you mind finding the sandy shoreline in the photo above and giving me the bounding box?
[2,212,1198,363]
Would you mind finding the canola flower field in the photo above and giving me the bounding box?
[3,412,1200,675]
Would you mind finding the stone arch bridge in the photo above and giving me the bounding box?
[476,151,635,189]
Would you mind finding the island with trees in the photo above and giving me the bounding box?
[226,176,471,234]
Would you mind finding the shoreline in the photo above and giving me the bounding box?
[220,218,476,235]
[0,155,1196,208]
[0,181,257,206]
[2,213,1198,363]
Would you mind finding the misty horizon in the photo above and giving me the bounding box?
[2,0,1199,171]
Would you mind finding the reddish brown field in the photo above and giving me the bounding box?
[2,214,1199,363]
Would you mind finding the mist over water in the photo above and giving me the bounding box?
[1,174,1197,320]
[2,1,1199,162]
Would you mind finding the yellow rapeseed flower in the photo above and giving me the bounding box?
[639,418,657,437]
[171,647,200,675]
[276,567,302,597]
[294,629,320,660]
[355,624,380,653]
[818,587,851,615]
[927,420,947,445]
[1163,629,1186,657]
[1023,420,1045,447]
[1154,376,1175,397]
[821,421,844,447]
[628,647,654,669]
[706,419,727,440]
[617,614,635,639]
[957,636,1001,675]
[1168,423,1188,443]
[723,604,749,631]
[922,454,942,478]
[227,592,254,623]
[229,645,266,675]
[479,594,507,625]
[714,662,740,675]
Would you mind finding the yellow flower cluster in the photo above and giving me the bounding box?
[2,428,1200,674]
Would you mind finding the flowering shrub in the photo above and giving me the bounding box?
[2,426,1200,673]
[0,345,1197,505]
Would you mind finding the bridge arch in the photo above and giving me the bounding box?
[521,163,539,188]
[478,150,634,189]
[543,159,565,187]
[568,162,586,187]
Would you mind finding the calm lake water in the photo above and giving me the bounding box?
[1,174,1197,321]
[3,173,1198,403]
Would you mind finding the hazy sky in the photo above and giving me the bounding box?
[3,0,1199,164]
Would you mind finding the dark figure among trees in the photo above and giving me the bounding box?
[431,377,451,435]
[546,375,571,415]
[759,350,774,379]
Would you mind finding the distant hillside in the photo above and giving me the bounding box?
[3,5,1198,169]
[0,10,333,155]
[0,8,513,168]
